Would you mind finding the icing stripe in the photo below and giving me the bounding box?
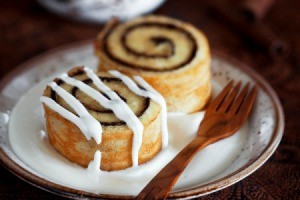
[88,150,101,172]
[134,76,168,148]
[109,70,169,148]
[83,67,144,167]
[41,82,102,144]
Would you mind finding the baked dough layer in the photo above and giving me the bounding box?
[95,15,211,112]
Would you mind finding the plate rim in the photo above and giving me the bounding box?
[0,40,284,199]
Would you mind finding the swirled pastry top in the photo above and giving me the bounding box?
[42,67,168,129]
[49,70,149,126]
[96,15,209,72]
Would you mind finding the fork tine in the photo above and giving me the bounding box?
[208,80,234,111]
[218,81,242,112]
[236,85,257,116]
[228,83,250,115]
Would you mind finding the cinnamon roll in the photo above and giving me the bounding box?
[95,15,211,113]
[41,67,167,171]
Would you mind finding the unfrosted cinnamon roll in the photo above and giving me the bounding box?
[41,67,167,171]
[95,15,211,113]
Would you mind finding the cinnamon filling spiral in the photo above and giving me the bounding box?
[50,70,150,126]
[102,22,198,71]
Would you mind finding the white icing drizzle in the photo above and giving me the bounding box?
[109,70,169,148]
[83,67,143,167]
[40,82,102,144]
[88,150,101,172]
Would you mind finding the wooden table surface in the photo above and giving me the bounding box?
[0,0,299,199]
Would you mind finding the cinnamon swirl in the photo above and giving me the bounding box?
[41,67,167,171]
[95,15,211,113]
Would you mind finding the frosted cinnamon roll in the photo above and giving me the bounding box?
[95,15,211,113]
[41,67,167,171]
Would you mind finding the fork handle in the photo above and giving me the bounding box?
[135,137,210,200]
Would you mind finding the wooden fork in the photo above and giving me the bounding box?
[135,81,257,200]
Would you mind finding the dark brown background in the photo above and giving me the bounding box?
[0,0,299,199]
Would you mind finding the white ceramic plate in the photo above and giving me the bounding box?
[0,40,284,199]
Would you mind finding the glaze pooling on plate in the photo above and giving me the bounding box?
[0,41,283,199]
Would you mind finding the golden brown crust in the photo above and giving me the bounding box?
[43,67,162,171]
[95,15,211,113]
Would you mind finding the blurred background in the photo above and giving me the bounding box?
[0,0,299,199]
